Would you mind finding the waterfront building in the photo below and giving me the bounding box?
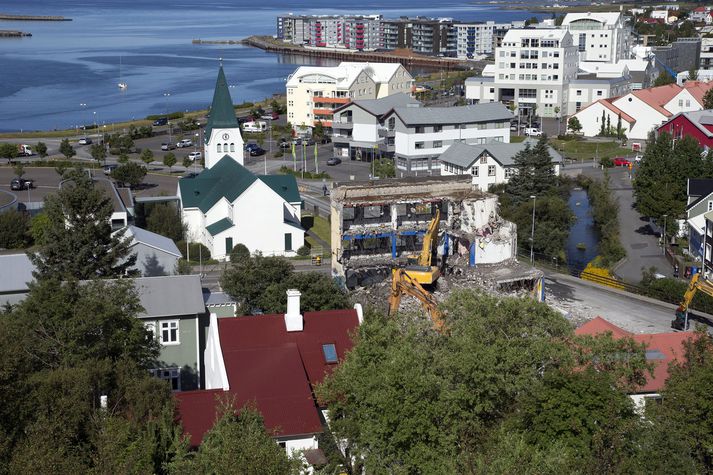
[560,12,630,64]
[277,14,382,51]
[455,21,519,59]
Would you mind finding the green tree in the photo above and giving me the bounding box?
[606,115,611,135]
[616,113,623,139]
[182,156,192,169]
[505,135,557,204]
[140,148,154,167]
[689,67,699,82]
[35,141,48,158]
[654,71,675,87]
[29,213,51,246]
[112,162,147,189]
[261,271,351,314]
[0,209,31,249]
[29,169,137,280]
[145,203,184,242]
[703,87,713,110]
[313,121,325,140]
[600,110,607,136]
[567,116,582,134]
[170,400,297,474]
[117,152,129,164]
[229,243,251,262]
[221,254,294,313]
[59,138,76,159]
[0,143,19,160]
[163,152,176,172]
[90,143,106,163]
[13,162,24,179]
[373,158,396,178]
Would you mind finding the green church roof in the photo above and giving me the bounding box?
[205,66,238,142]
[179,156,301,213]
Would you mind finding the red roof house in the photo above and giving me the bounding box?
[658,110,713,150]
[176,290,362,450]
[575,316,693,395]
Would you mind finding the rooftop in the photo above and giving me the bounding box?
[287,62,404,89]
[0,253,34,294]
[562,12,622,27]
[438,138,562,169]
[205,65,239,143]
[332,175,484,204]
[387,102,512,126]
[132,274,206,318]
[339,92,420,117]
[502,28,569,41]
[117,225,181,258]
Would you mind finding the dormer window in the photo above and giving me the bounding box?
[322,343,338,364]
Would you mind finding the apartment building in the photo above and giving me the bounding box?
[465,29,579,119]
[286,62,413,130]
[568,76,631,114]
[561,12,630,63]
[276,14,382,50]
[455,21,520,59]
[701,37,713,70]
[380,102,513,173]
[379,17,457,56]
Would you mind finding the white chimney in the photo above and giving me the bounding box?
[284,289,303,332]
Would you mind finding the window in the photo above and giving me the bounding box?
[217,143,222,153]
[433,140,442,148]
[434,125,442,133]
[285,233,292,251]
[415,126,425,134]
[472,166,479,176]
[480,155,488,164]
[415,142,425,149]
[160,321,179,345]
[596,90,603,96]
[144,322,156,340]
[708,201,713,212]
[576,90,582,96]
[230,143,235,152]
[226,237,233,254]
[322,343,338,363]
[488,165,496,176]
[686,100,691,107]
[679,99,683,107]
[151,368,181,391]
[388,117,396,131]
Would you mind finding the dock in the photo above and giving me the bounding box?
[193,35,483,72]
[0,13,71,21]
[0,30,32,37]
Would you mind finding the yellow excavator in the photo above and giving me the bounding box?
[403,209,441,285]
[672,272,713,330]
[388,268,445,332]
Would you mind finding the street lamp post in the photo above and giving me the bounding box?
[93,111,97,141]
[530,195,537,265]
[662,214,668,255]
[163,93,172,145]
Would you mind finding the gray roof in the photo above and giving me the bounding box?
[570,76,629,85]
[119,225,182,258]
[0,253,34,293]
[438,138,562,168]
[133,275,206,318]
[347,93,421,117]
[202,289,236,306]
[388,102,512,126]
[465,76,494,84]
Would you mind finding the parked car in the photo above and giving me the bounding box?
[78,137,92,145]
[261,111,279,120]
[249,147,266,157]
[103,164,118,175]
[305,138,316,146]
[153,117,168,126]
[177,139,193,148]
[320,136,332,144]
[10,177,34,190]
[634,154,643,162]
[244,143,259,152]
[613,157,632,167]
[525,128,542,137]
[326,157,342,166]
[161,142,175,151]
[188,151,202,161]
[292,138,302,146]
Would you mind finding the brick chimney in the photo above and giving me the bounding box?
[284,289,303,332]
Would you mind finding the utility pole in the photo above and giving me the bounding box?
[530,195,537,265]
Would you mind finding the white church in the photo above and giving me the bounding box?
[177,65,304,260]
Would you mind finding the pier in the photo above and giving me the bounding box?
[0,13,71,21]
[193,35,483,72]
[0,30,31,37]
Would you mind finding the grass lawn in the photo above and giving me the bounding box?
[301,214,331,255]
[549,138,631,161]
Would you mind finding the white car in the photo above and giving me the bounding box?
[177,139,193,148]
[78,137,92,145]
[634,154,643,162]
[525,128,542,137]
[188,151,202,161]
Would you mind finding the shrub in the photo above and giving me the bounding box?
[296,245,310,257]
[600,157,613,168]
[176,240,212,261]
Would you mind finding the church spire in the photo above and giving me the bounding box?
[205,63,238,143]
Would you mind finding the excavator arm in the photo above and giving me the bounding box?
[388,268,445,332]
[418,209,440,267]
[404,209,441,285]
[673,272,713,330]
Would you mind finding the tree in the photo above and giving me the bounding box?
[654,71,675,87]
[29,213,51,246]
[505,135,557,204]
[170,400,297,474]
[145,203,184,242]
[704,87,713,110]
[600,110,607,136]
[0,143,19,160]
[35,141,48,158]
[524,16,539,26]
[90,143,106,163]
[163,152,176,172]
[0,209,31,249]
[29,169,137,280]
[117,152,129,164]
[606,115,611,136]
[567,116,582,135]
[261,271,351,314]
[373,157,396,178]
[229,243,250,262]
[140,148,154,167]
[616,113,623,140]
[59,138,76,159]
[13,162,24,179]
[689,67,699,82]
[112,162,147,189]
[182,156,192,170]
[313,121,325,140]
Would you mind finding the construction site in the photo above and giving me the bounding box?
[329,175,544,321]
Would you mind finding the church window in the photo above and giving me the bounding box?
[230,143,235,152]
[224,143,228,152]
[217,143,222,153]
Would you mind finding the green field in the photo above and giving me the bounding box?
[301,214,331,255]
[549,139,632,161]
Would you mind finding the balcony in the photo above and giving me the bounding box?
[312,96,350,104]
[378,128,395,138]
[333,119,354,129]
[313,108,336,116]
[313,119,332,127]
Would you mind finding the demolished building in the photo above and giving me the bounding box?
[330,175,543,297]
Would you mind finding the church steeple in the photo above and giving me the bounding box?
[205,63,238,143]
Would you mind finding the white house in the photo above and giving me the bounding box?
[561,12,630,64]
[438,138,562,191]
[178,66,304,260]
[570,81,713,140]
[380,102,513,173]
[114,225,182,277]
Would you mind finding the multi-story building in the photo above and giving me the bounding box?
[455,21,519,59]
[567,75,631,114]
[700,37,713,70]
[561,12,630,64]
[465,29,580,119]
[286,62,413,130]
[277,14,382,50]
[380,102,513,173]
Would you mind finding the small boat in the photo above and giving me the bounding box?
[118,82,127,89]
[118,56,127,89]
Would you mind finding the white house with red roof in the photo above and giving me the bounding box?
[570,81,713,140]
[575,316,694,410]
[691,6,713,25]
[176,290,363,459]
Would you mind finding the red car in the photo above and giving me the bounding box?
[613,157,631,167]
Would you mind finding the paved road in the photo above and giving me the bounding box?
[562,162,671,284]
